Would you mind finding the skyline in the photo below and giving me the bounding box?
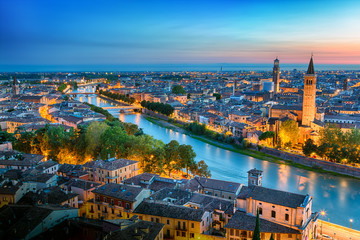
[1,0,360,71]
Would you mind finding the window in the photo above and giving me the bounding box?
[176,231,180,236]
[230,229,234,235]
[285,214,289,222]
[182,232,185,237]
[191,223,194,228]
[259,207,263,215]
[261,233,265,239]
[111,209,114,214]
[156,218,159,223]
[190,233,195,238]
[104,197,107,203]
[111,199,114,205]
[271,210,276,218]
[97,205,100,210]
[151,217,154,222]
[288,234,292,238]
[183,222,186,229]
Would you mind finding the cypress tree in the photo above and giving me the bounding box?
[269,233,275,240]
[252,208,261,240]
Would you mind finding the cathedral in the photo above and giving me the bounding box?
[269,56,324,143]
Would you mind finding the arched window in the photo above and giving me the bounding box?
[271,210,276,218]
[259,207,263,215]
[285,213,289,222]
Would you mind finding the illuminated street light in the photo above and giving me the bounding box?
[350,219,353,229]
[321,210,326,235]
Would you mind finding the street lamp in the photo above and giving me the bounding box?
[321,210,326,235]
[350,219,353,229]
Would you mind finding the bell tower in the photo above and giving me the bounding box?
[273,57,280,93]
[12,76,20,96]
[302,56,317,126]
[248,168,263,187]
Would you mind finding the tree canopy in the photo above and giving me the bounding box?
[140,100,174,116]
[278,120,299,147]
[301,124,360,164]
[13,120,211,177]
[57,83,67,92]
[172,85,186,95]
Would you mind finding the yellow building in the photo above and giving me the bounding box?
[132,200,215,240]
[95,158,140,184]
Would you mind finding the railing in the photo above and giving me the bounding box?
[176,226,187,231]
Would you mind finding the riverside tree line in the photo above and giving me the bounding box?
[13,120,211,178]
[98,89,136,104]
[303,124,360,164]
[258,119,360,164]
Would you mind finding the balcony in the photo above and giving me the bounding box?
[176,226,187,231]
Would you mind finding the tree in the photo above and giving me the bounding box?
[164,140,180,176]
[123,122,139,135]
[57,83,67,92]
[316,143,330,159]
[0,131,15,144]
[178,144,197,175]
[259,131,275,146]
[319,124,345,147]
[192,160,211,178]
[14,131,36,153]
[213,93,222,100]
[172,85,186,95]
[99,126,128,159]
[252,208,261,240]
[85,121,109,158]
[278,120,299,147]
[302,138,317,157]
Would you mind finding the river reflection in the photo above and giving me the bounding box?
[72,88,360,230]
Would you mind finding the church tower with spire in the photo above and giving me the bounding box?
[302,56,317,126]
[12,76,20,96]
[272,57,280,93]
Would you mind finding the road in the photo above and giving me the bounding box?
[319,220,360,240]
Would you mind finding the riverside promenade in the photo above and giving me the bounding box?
[319,220,360,240]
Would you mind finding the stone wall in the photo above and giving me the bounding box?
[260,146,360,178]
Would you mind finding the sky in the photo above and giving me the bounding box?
[0,0,360,71]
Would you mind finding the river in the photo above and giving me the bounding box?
[71,86,360,230]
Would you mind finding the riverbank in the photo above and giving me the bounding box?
[143,115,360,179]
